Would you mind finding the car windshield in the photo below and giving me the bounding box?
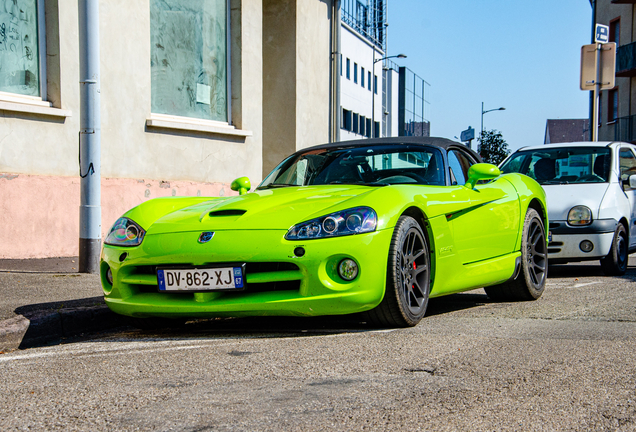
[500,146,612,185]
[258,145,445,188]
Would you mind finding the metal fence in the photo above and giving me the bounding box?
[341,0,386,50]
[614,115,636,143]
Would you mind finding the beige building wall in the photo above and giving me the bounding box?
[0,0,333,259]
[263,0,297,175]
[295,0,331,151]
[262,0,332,175]
[596,0,634,142]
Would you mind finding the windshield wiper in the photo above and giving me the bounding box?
[328,181,388,187]
[541,180,569,185]
[257,183,298,189]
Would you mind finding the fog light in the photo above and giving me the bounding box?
[579,240,594,253]
[338,259,359,281]
[106,267,113,285]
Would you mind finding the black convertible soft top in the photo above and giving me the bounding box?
[297,136,482,163]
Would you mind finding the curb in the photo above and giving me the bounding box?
[0,305,126,352]
[0,316,30,353]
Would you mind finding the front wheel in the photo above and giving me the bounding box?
[600,223,628,276]
[365,216,430,327]
[485,208,547,301]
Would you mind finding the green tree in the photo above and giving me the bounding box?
[478,129,510,165]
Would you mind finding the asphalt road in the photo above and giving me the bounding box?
[1,262,635,431]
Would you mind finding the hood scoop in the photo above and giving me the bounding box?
[208,209,247,217]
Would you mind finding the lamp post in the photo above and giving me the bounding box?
[371,52,406,138]
[481,102,505,137]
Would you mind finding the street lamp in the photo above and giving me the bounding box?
[371,53,407,138]
[481,102,506,136]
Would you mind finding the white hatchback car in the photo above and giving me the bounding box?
[500,141,636,275]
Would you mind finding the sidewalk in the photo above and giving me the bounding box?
[0,257,125,352]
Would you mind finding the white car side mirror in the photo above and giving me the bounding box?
[630,174,636,189]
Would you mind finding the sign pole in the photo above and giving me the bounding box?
[580,25,615,143]
[593,43,601,142]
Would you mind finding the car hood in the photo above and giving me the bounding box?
[542,183,609,220]
[145,185,378,234]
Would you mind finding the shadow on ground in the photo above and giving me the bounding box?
[15,259,636,349]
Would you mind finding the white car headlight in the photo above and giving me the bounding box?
[105,217,146,246]
[285,207,377,240]
[568,206,592,226]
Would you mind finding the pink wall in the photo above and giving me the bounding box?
[0,173,235,259]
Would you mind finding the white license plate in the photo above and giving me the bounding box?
[157,266,245,292]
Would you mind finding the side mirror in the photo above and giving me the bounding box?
[465,163,501,189]
[630,174,636,189]
[231,177,251,195]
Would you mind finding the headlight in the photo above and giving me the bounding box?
[285,207,377,240]
[568,206,592,226]
[104,217,146,246]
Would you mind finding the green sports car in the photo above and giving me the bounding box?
[100,137,548,327]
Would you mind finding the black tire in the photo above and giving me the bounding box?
[366,216,430,327]
[485,208,547,301]
[600,223,628,276]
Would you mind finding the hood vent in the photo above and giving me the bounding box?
[209,209,247,217]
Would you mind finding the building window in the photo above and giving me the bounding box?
[374,75,378,94]
[346,58,350,80]
[352,112,359,134]
[610,18,620,45]
[366,118,372,138]
[608,88,618,123]
[0,0,44,97]
[360,115,366,136]
[361,67,365,87]
[150,0,229,122]
[342,108,352,131]
[354,63,358,84]
[368,71,371,91]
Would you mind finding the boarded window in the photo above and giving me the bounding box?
[0,0,41,96]
[150,0,228,122]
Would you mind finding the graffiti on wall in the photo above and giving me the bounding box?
[0,0,39,96]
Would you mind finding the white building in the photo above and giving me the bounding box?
[340,22,383,140]
[338,0,430,140]
[339,0,385,140]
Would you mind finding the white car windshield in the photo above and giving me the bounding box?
[500,146,612,185]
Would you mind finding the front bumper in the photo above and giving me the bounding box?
[101,228,392,318]
[547,219,616,261]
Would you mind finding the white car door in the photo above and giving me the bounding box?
[619,146,636,249]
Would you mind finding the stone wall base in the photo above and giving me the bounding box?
[0,173,233,259]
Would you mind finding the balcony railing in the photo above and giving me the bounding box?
[616,41,636,77]
[614,115,636,143]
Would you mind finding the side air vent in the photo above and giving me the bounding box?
[209,209,247,217]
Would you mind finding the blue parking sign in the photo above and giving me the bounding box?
[595,24,609,44]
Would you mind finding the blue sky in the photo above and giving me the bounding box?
[387,1,592,151]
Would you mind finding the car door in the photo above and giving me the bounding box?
[619,146,636,249]
[447,149,520,264]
